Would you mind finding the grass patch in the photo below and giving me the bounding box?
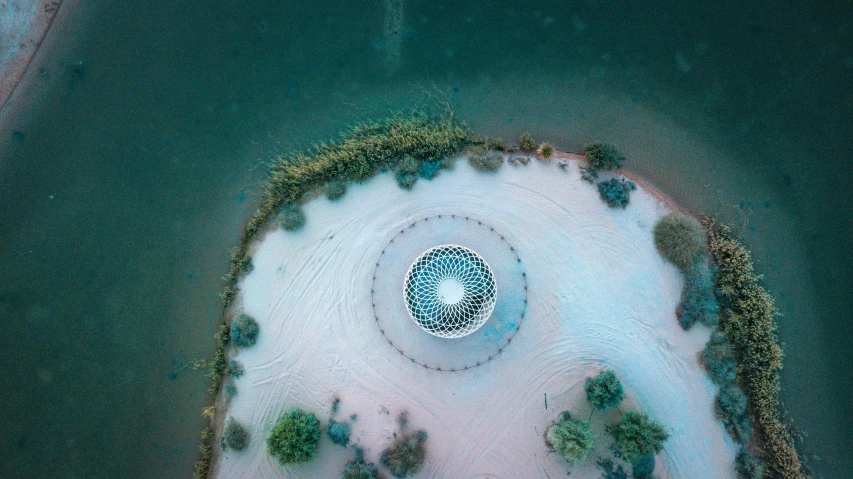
[707,222,806,479]
[267,408,321,465]
[538,143,554,161]
[518,132,535,151]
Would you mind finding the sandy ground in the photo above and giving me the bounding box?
[214,153,737,478]
[0,0,61,111]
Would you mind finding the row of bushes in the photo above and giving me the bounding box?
[654,213,806,478]
[547,370,667,478]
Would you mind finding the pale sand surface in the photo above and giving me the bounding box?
[0,0,62,111]
[214,153,737,478]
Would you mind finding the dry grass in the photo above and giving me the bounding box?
[707,222,808,479]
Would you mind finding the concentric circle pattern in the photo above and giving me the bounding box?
[404,245,497,338]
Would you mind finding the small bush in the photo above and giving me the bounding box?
[279,204,306,231]
[631,455,655,479]
[653,213,706,271]
[468,150,504,172]
[419,160,442,180]
[519,132,535,150]
[325,181,347,201]
[678,262,720,329]
[394,156,420,189]
[224,379,238,397]
[546,412,595,464]
[580,167,598,183]
[488,138,506,150]
[327,418,351,447]
[229,359,245,378]
[700,330,737,385]
[231,314,259,348]
[342,458,382,479]
[380,430,428,478]
[267,408,321,465]
[583,141,625,171]
[735,450,767,479]
[225,420,250,451]
[538,143,554,161]
[715,383,753,444]
[607,411,669,463]
[597,178,636,208]
[596,459,628,479]
[585,370,624,411]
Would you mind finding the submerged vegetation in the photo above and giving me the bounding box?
[267,408,322,465]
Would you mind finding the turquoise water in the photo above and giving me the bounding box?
[0,1,850,477]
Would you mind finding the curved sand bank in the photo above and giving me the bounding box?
[215,153,737,478]
[0,0,62,111]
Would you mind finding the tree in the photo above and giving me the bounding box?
[546,412,595,464]
[653,213,706,271]
[267,408,321,465]
[585,370,624,411]
[606,411,669,463]
[583,142,625,171]
[231,314,259,348]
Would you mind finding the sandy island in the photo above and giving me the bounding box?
[211,152,737,478]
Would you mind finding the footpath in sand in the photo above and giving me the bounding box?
[215,153,737,478]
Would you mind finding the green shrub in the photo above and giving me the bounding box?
[342,458,382,479]
[631,455,655,479]
[539,143,554,161]
[653,213,706,271]
[583,142,625,171]
[678,262,720,329]
[267,408,321,465]
[606,411,669,463]
[519,132,535,151]
[546,412,595,464]
[596,458,628,479]
[224,379,238,397]
[327,418,351,447]
[231,314,259,348]
[279,204,306,231]
[700,330,737,385]
[585,370,624,411]
[419,160,442,179]
[380,430,428,478]
[225,420,250,451]
[715,383,753,444]
[597,178,636,208]
[228,359,245,378]
[735,450,767,479]
[707,223,804,479]
[325,181,347,201]
[468,149,504,172]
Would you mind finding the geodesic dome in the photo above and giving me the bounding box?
[403,244,498,338]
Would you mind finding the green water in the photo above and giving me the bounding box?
[0,1,850,477]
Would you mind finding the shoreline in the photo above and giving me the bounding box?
[0,0,64,112]
[207,150,738,478]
